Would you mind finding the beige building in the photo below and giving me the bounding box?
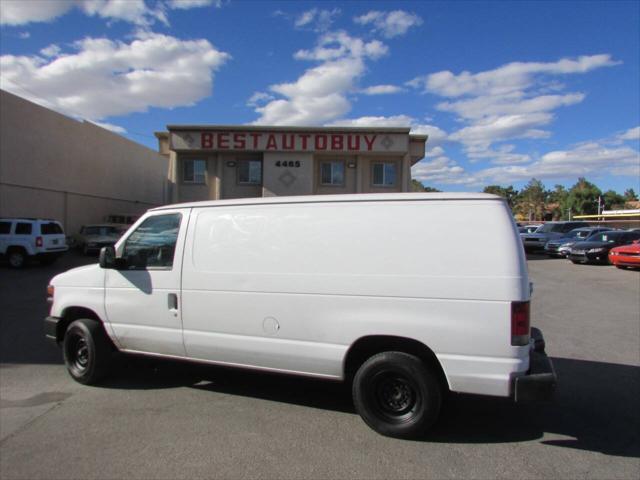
[0,90,168,233]
[156,125,427,202]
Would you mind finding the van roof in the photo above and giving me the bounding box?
[150,192,502,211]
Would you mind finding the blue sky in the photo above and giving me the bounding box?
[1,0,638,193]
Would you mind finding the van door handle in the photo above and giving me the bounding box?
[168,293,178,315]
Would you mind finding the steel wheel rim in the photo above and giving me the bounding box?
[370,371,420,423]
[67,334,90,373]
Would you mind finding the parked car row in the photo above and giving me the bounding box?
[68,224,127,255]
[0,218,68,268]
[518,221,640,269]
[1,217,129,268]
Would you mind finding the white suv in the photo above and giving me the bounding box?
[0,218,68,268]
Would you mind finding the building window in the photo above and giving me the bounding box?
[238,160,262,185]
[320,161,345,186]
[183,159,206,184]
[372,163,396,187]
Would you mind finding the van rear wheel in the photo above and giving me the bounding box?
[352,351,442,439]
[63,319,111,385]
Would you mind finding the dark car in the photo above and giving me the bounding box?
[544,227,613,257]
[518,224,542,234]
[521,221,587,252]
[567,230,640,264]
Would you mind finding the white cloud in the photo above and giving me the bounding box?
[252,31,388,126]
[412,156,473,186]
[294,31,387,62]
[328,114,413,128]
[408,124,448,147]
[0,0,175,27]
[0,32,230,121]
[618,126,640,141]
[40,44,62,57]
[83,0,168,27]
[168,0,221,10]
[354,10,423,38]
[18,31,31,39]
[411,55,620,98]
[247,91,275,107]
[413,141,639,187]
[464,144,531,165]
[407,55,621,165]
[294,8,340,32]
[88,120,126,134]
[436,92,585,121]
[0,0,75,25]
[425,146,444,158]
[360,84,403,95]
[449,113,553,148]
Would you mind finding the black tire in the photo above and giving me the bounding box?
[352,351,442,439]
[7,248,27,269]
[570,260,580,264]
[63,319,112,385]
[616,265,628,270]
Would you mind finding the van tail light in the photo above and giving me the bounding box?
[36,236,43,247]
[511,301,530,346]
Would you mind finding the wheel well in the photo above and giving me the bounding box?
[7,246,27,254]
[57,307,116,350]
[343,335,449,392]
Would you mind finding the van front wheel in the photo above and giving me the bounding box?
[63,319,111,385]
[352,351,442,439]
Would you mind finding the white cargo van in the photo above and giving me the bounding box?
[45,193,555,438]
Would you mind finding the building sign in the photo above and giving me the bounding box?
[170,130,408,154]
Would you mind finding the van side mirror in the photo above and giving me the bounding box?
[99,246,116,269]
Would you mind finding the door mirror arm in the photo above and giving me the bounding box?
[99,246,127,269]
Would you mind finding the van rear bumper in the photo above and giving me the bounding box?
[514,327,557,402]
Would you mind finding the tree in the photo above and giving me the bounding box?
[483,185,518,208]
[546,185,569,219]
[410,179,425,192]
[566,177,602,216]
[515,178,547,221]
[602,190,626,210]
[411,179,441,192]
[624,188,638,201]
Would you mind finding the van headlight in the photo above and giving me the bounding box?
[588,247,605,253]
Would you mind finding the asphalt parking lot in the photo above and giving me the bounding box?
[1,252,639,479]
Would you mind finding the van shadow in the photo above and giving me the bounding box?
[430,357,639,459]
[102,355,355,414]
[101,355,639,458]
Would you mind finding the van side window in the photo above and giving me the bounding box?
[0,222,11,234]
[122,214,182,270]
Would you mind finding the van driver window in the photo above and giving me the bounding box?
[122,214,181,269]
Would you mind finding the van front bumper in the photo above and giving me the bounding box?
[514,327,557,403]
[44,316,61,343]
